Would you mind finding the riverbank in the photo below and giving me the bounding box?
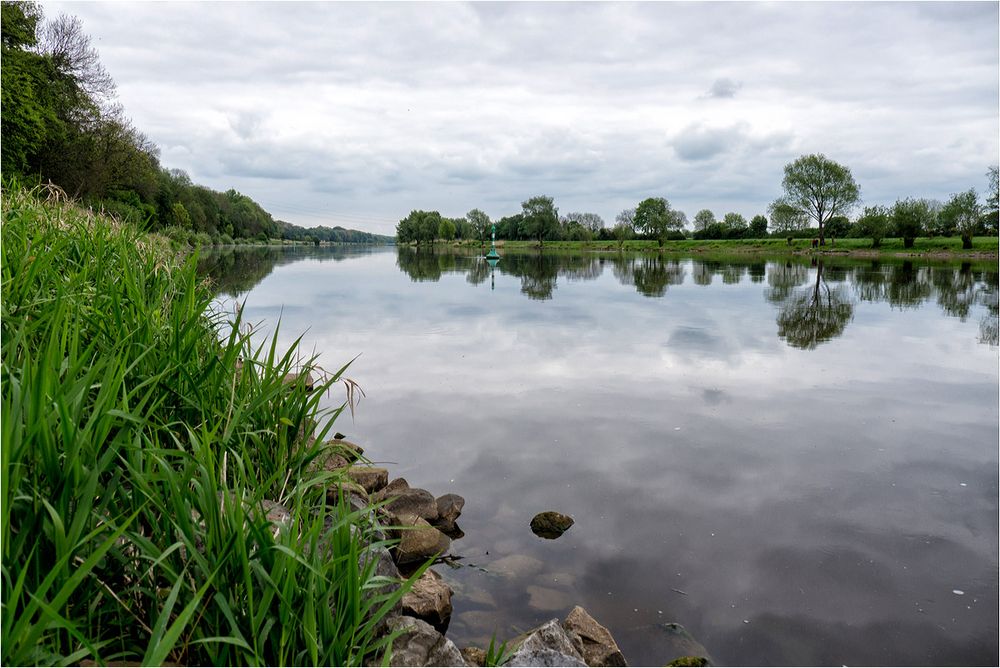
[0,186,412,665]
[426,236,999,259]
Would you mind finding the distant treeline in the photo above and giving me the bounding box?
[0,2,384,247]
[398,161,999,248]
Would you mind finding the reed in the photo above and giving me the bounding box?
[1,184,412,666]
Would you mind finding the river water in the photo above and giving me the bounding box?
[199,246,998,666]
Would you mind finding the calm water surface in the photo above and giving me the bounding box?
[200,246,999,666]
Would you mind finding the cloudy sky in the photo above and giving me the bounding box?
[45,1,999,235]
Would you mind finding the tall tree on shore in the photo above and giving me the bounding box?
[466,208,491,246]
[634,197,686,246]
[938,189,982,249]
[780,154,860,245]
[521,195,559,244]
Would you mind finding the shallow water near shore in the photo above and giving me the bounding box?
[200,245,999,666]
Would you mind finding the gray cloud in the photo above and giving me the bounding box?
[43,1,1000,235]
[706,77,743,98]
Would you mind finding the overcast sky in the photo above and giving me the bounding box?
[45,1,999,235]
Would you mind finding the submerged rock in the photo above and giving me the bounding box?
[530,511,574,539]
[563,606,627,667]
[656,623,714,666]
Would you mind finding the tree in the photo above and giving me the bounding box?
[825,215,851,239]
[615,208,635,231]
[693,209,716,231]
[939,189,982,249]
[611,222,631,249]
[854,205,890,248]
[563,212,605,234]
[749,214,768,238]
[722,212,748,238]
[466,208,491,245]
[768,198,809,234]
[521,195,559,244]
[984,166,999,235]
[891,198,934,248]
[438,217,456,241]
[780,154,860,244]
[634,197,685,246]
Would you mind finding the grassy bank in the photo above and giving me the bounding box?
[436,236,999,257]
[1,186,408,665]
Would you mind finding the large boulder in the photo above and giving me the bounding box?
[394,514,451,566]
[503,619,586,667]
[562,606,627,667]
[347,466,389,494]
[378,616,467,667]
[530,511,574,539]
[401,568,453,633]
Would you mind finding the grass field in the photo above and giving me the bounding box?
[441,236,998,256]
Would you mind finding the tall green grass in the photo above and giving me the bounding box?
[1,185,412,665]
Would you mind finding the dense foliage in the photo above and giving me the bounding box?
[0,2,381,245]
[0,185,414,665]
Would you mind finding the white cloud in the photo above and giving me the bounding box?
[43,1,1000,234]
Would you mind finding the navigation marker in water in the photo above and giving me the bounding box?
[485,221,500,289]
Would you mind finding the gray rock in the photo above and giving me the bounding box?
[562,606,627,667]
[401,568,453,633]
[380,616,467,667]
[529,511,574,539]
[436,493,465,523]
[504,648,586,667]
[347,466,389,494]
[325,481,370,512]
[382,487,439,522]
[359,545,402,633]
[504,619,587,667]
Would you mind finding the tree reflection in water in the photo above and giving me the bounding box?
[774,260,854,349]
[201,247,997,348]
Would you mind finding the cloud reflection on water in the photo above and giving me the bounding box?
[200,247,998,666]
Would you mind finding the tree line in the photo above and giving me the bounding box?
[0,2,385,246]
[397,156,999,249]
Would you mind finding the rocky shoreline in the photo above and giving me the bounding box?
[272,431,715,667]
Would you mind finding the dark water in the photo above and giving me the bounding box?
[199,246,999,666]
